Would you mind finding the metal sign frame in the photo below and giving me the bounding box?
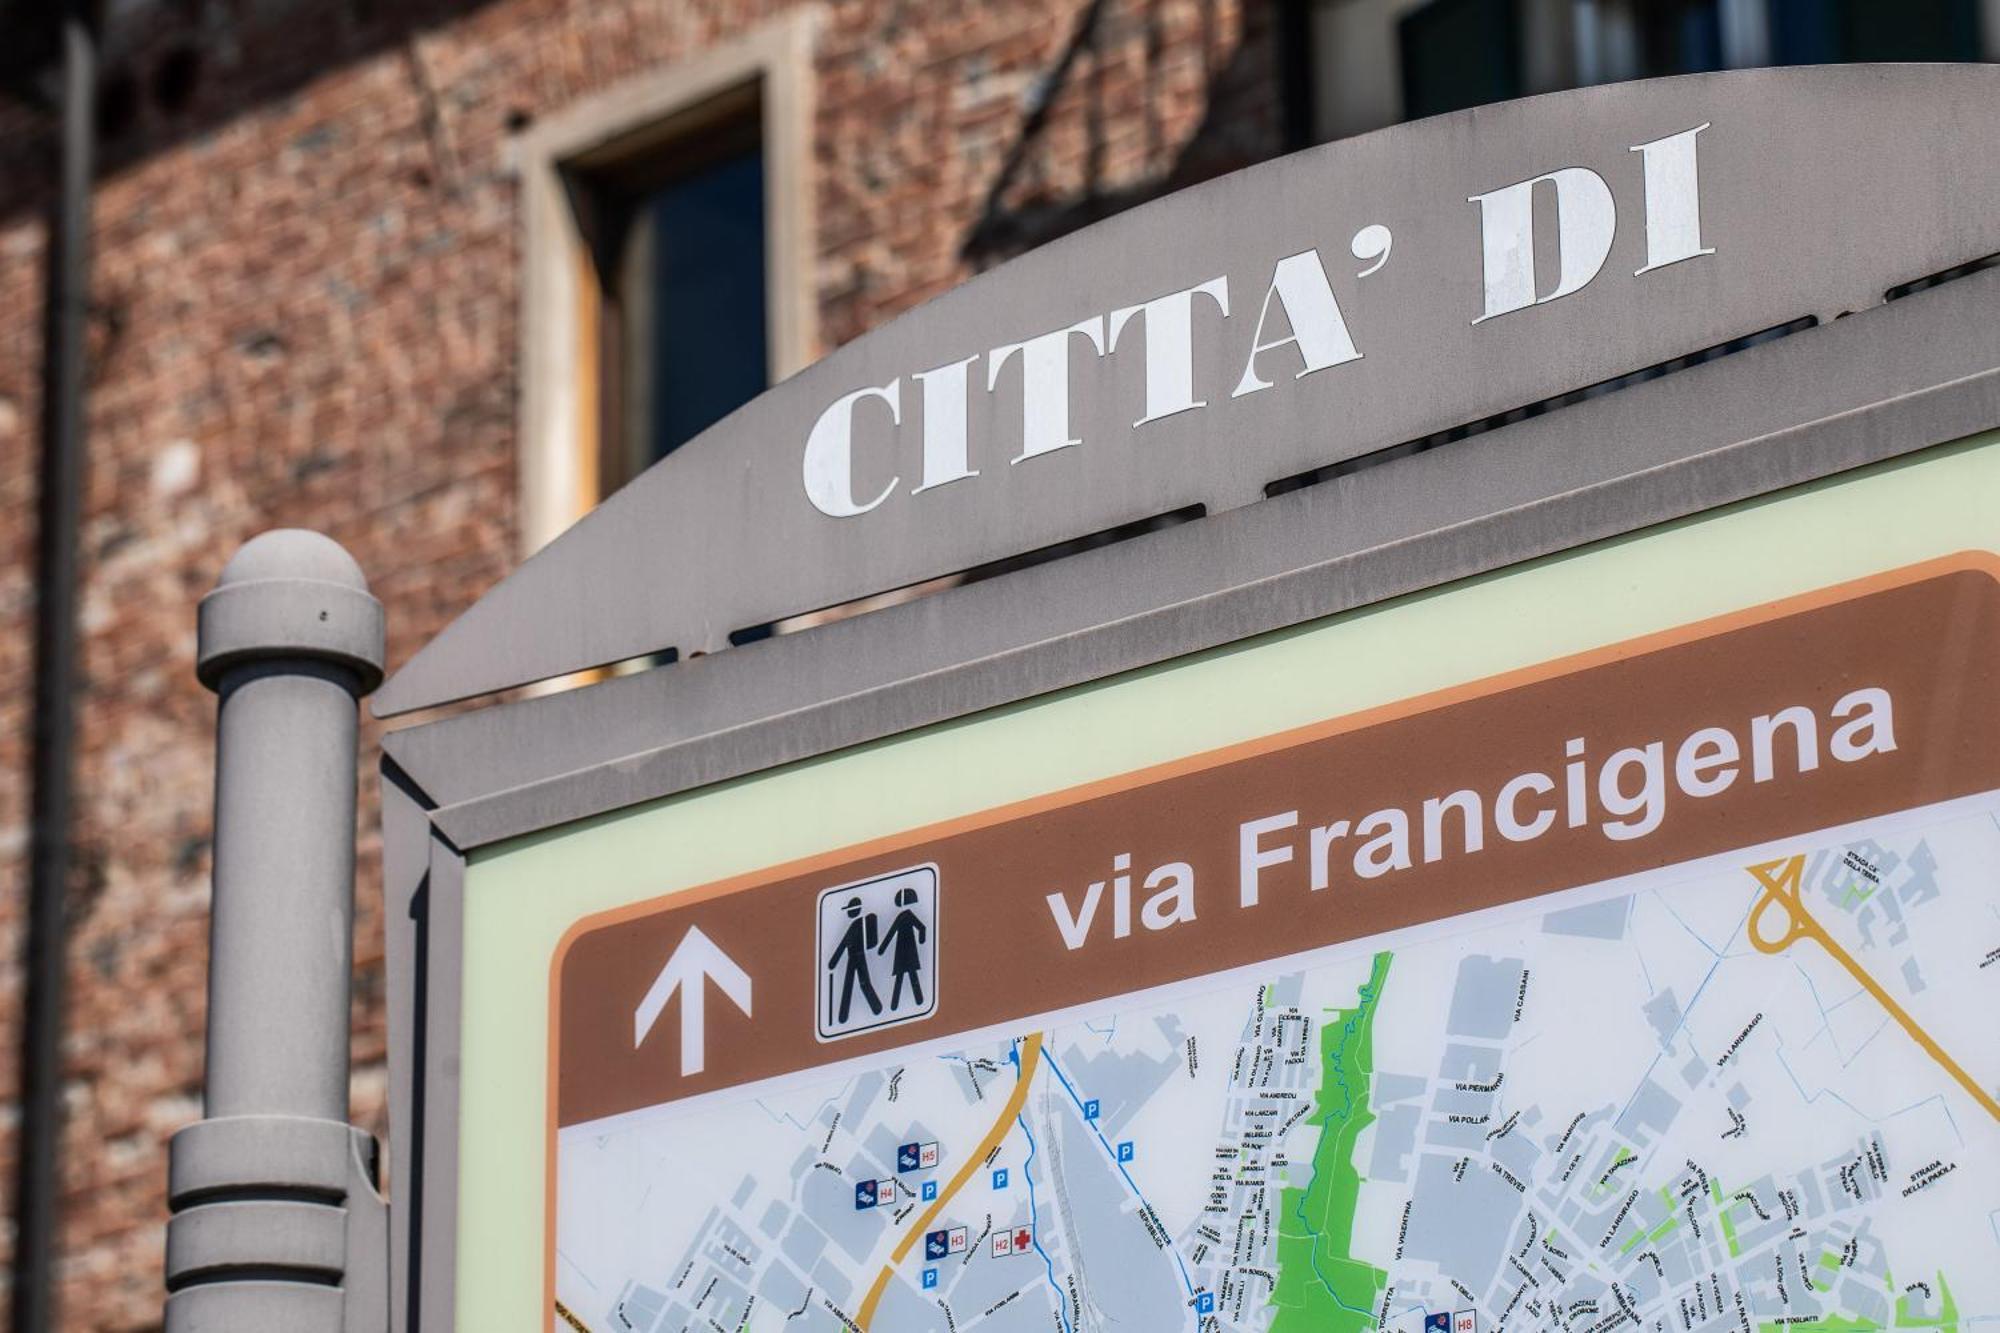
[375,68,2000,1332]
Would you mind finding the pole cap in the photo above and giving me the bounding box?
[197,530,386,694]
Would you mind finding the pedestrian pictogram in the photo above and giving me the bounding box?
[816,865,939,1041]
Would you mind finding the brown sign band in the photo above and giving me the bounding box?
[553,556,2000,1129]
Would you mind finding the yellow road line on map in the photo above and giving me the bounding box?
[1746,855,2000,1124]
[856,1033,1044,1330]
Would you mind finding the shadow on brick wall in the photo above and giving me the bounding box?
[0,0,506,227]
[961,0,1281,267]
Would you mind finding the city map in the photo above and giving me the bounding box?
[554,791,2000,1333]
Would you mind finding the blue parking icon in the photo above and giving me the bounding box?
[923,1268,939,1291]
[992,1168,1009,1189]
[1084,1098,1101,1121]
[925,1230,949,1261]
[898,1142,921,1172]
[1117,1141,1135,1163]
[922,1180,938,1202]
[854,1181,877,1211]
[1196,1292,1215,1315]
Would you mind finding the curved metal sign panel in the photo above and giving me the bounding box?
[377,65,2000,714]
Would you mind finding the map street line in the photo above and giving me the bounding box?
[855,1033,1045,1330]
[1745,854,2000,1123]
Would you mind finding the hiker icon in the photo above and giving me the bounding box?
[827,896,884,1025]
[816,865,939,1039]
[878,886,928,1010]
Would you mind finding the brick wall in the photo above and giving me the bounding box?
[0,0,1281,1325]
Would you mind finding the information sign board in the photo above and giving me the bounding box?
[369,67,2000,1333]
[443,441,2000,1332]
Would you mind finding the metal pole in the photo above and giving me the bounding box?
[163,530,389,1333]
[11,7,93,1330]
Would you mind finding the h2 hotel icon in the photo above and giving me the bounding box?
[816,865,939,1040]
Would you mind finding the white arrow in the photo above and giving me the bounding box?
[632,925,754,1077]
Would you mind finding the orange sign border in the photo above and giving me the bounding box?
[538,549,2000,1327]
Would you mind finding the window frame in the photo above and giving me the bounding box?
[510,10,820,557]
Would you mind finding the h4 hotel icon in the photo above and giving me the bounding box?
[852,1178,897,1212]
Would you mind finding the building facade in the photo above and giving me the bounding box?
[0,2,1286,1326]
[0,0,1990,1328]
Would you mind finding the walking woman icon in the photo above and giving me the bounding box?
[877,886,929,1010]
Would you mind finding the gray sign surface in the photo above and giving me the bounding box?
[377,66,2000,715]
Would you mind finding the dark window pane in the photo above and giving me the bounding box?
[1771,0,1981,62]
[1641,0,1724,75]
[1576,0,1723,86]
[1400,0,1523,119]
[617,146,768,470]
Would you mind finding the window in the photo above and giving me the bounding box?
[1304,0,1989,144]
[575,95,770,491]
[1572,0,1729,85]
[1768,0,1981,62]
[1400,0,1524,121]
[512,13,818,557]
